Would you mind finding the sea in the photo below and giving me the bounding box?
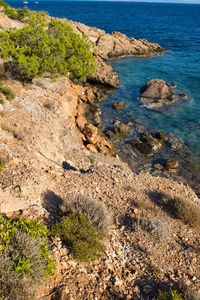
[6,0,200,192]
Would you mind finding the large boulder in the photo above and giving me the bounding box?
[92,56,120,88]
[140,79,173,100]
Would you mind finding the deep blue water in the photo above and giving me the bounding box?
[7,1,200,163]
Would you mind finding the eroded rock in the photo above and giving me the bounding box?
[140,79,173,100]
[112,102,126,110]
[139,79,189,109]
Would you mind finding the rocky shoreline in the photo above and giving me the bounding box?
[0,10,200,300]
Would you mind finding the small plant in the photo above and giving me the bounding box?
[0,161,4,173]
[52,213,106,263]
[156,289,183,300]
[60,194,111,232]
[0,216,56,299]
[161,193,200,229]
[0,86,15,100]
[0,81,15,100]
[0,98,5,105]
[88,155,95,164]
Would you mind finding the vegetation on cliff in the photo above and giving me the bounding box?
[0,216,56,299]
[0,0,10,8]
[52,213,106,263]
[0,8,96,82]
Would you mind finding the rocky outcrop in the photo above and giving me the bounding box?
[139,79,189,109]
[140,79,173,100]
[96,31,165,60]
[75,93,116,156]
[93,56,120,88]
[63,19,165,87]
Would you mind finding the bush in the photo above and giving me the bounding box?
[0,98,5,105]
[0,17,96,82]
[0,82,15,100]
[161,193,200,229]
[156,289,183,300]
[52,213,106,263]
[60,194,111,232]
[0,216,56,299]
[4,7,31,21]
[0,0,10,8]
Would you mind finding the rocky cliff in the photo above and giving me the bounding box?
[0,11,199,300]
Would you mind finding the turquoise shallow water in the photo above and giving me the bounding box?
[104,53,200,163]
[7,1,200,166]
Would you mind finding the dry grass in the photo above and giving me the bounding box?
[161,193,200,229]
[60,194,111,232]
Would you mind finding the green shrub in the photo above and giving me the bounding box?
[0,216,56,299]
[60,194,111,232]
[52,213,106,263]
[4,7,31,21]
[4,7,46,23]
[0,98,5,105]
[161,193,200,229]
[0,0,10,8]
[0,161,4,173]
[0,18,96,82]
[0,86,15,100]
[156,289,183,300]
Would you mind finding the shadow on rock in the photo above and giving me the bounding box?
[42,190,64,223]
[133,277,180,299]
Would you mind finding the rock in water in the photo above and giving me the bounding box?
[140,79,173,100]
[112,101,126,109]
[165,158,179,169]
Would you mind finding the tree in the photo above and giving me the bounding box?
[0,17,96,82]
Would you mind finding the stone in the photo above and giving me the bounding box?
[92,56,120,88]
[132,141,153,156]
[94,115,101,127]
[141,133,162,151]
[114,123,130,135]
[86,144,98,153]
[104,129,115,139]
[178,91,189,100]
[130,139,138,147]
[82,123,98,144]
[154,131,168,142]
[154,163,163,170]
[140,79,173,100]
[76,115,87,131]
[168,81,177,88]
[165,158,179,169]
[112,102,126,110]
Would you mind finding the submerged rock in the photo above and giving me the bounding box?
[112,101,126,110]
[139,79,189,109]
[113,123,130,135]
[165,158,179,170]
[130,140,153,157]
[141,132,163,152]
[154,131,168,142]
